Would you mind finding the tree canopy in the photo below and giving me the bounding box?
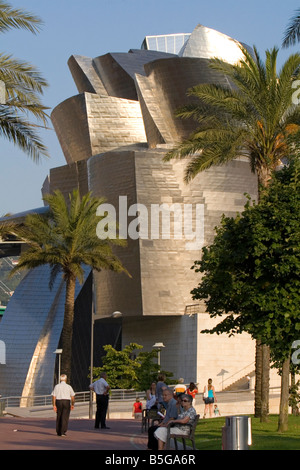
[93,343,174,391]
[191,159,300,431]
[191,160,300,363]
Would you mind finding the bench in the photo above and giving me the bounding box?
[141,408,164,432]
[165,414,200,450]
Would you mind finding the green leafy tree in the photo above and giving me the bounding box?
[135,351,174,391]
[133,348,160,392]
[93,343,143,390]
[93,343,174,391]
[191,160,300,431]
[93,343,142,389]
[0,1,49,161]
[9,189,129,382]
[164,46,300,419]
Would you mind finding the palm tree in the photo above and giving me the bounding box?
[0,1,49,161]
[164,46,300,421]
[165,46,300,190]
[9,189,129,382]
[282,8,300,48]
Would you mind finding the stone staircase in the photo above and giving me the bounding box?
[223,371,255,392]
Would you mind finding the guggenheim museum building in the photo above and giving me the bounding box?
[0,24,272,400]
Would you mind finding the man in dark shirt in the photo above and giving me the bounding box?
[147,388,178,450]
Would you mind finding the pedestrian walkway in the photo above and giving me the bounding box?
[0,390,281,451]
[0,416,148,450]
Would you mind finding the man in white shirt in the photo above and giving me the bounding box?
[52,374,75,436]
[89,372,110,429]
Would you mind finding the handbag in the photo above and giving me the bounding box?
[203,386,208,398]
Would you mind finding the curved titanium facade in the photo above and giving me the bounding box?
[88,149,257,319]
[136,57,232,145]
[51,92,147,164]
[0,24,259,395]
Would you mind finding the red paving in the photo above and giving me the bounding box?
[0,417,148,450]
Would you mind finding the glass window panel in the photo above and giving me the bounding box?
[148,37,157,50]
[167,36,175,53]
[157,36,167,52]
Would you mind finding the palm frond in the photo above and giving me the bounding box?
[12,189,130,284]
[188,83,251,121]
[166,45,300,184]
[164,138,203,162]
[0,1,42,35]
[0,54,48,93]
[49,264,62,290]
[210,46,264,94]
[0,218,18,238]
[184,128,249,181]
[0,6,49,158]
[282,8,300,48]
[0,53,49,130]
[0,107,49,161]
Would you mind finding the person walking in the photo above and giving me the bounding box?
[90,372,110,429]
[52,374,75,437]
[203,378,217,418]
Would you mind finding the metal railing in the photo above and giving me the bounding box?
[216,362,255,390]
[0,387,281,414]
[0,389,146,409]
[184,304,201,315]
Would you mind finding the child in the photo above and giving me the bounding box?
[214,404,221,417]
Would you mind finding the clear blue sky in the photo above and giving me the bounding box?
[1,0,299,214]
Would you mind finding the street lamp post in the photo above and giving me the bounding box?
[152,342,165,372]
[89,276,97,419]
[89,275,123,419]
[89,304,95,419]
[53,349,63,384]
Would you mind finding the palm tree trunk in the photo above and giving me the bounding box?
[61,274,76,382]
[278,357,290,432]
